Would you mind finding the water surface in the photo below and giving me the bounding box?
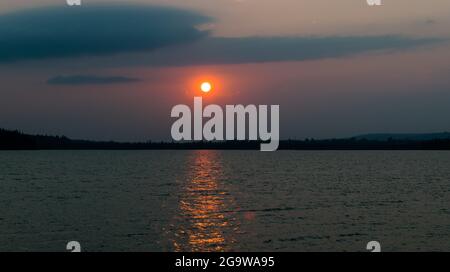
[1,150,449,251]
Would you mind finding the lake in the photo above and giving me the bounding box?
[1,150,449,252]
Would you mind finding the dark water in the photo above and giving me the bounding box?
[1,150,450,252]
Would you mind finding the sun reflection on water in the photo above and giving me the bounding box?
[171,150,238,252]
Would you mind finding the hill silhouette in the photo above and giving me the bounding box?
[1,128,450,150]
[354,132,450,141]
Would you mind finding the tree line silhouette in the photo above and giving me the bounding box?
[1,128,450,150]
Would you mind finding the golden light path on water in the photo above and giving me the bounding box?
[172,150,240,252]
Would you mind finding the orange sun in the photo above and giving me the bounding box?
[201,82,212,93]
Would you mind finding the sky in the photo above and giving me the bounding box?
[0,0,449,141]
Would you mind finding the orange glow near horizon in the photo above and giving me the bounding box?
[182,71,236,101]
[187,74,223,98]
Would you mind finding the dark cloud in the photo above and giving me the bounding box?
[0,4,441,66]
[134,36,442,66]
[0,4,211,62]
[47,75,140,85]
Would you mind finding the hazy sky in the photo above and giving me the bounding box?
[0,0,449,141]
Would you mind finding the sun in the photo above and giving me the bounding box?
[201,82,212,93]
